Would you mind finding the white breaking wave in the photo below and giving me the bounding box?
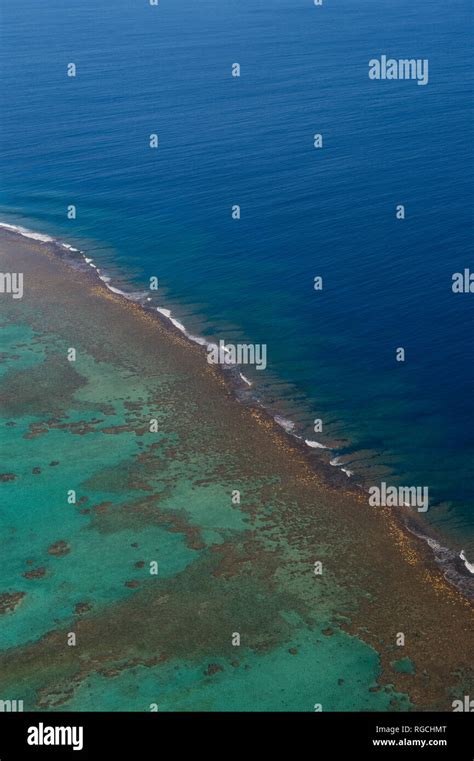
[187,334,208,347]
[170,317,186,332]
[0,222,54,243]
[324,451,355,477]
[305,439,330,450]
[103,281,149,302]
[156,307,186,333]
[460,550,474,574]
[274,414,295,432]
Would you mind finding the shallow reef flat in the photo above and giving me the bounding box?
[0,230,472,711]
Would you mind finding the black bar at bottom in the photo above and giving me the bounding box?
[0,711,472,759]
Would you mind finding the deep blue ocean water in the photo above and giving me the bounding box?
[1,0,473,555]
